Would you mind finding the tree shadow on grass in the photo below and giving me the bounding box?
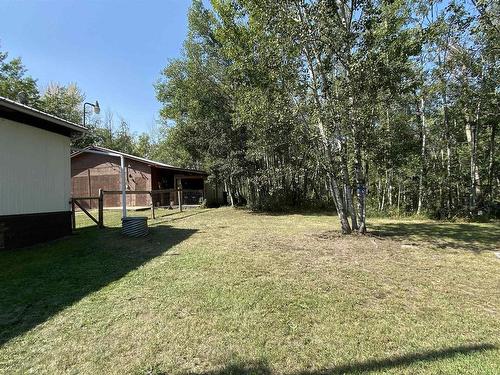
[0,223,196,347]
[294,343,497,375]
[370,222,500,252]
[183,359,271,375]
[149,209,211,226]
[248,209,337,218]
[182,343,496,375]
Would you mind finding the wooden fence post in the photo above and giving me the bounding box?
[178,188,183,212]
[98,189,104,228]
[150,192,155,219]
[71,199,76,230]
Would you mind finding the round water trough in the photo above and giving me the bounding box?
[122,216,148,237]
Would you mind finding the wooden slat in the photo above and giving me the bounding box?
[102,189,203,195]
[103,190,154,195]
[73,199,99,226]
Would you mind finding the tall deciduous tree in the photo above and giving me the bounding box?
[157,0,499,226]
[0,47,39,106]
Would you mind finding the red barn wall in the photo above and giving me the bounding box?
[71,153,152,208]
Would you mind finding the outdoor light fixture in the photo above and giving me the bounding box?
[83,100,100,127]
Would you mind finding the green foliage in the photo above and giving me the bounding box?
[0,47,39,106]
[38,82,83,123]
[0,45,156,157]
[157,0,499,224]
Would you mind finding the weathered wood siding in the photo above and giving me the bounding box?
[71,153,152,208]
[0,118,71,215]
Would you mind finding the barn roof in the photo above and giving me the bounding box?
[0,96,87,137]
[71,146,208,175]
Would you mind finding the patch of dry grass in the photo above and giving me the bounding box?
[0,208,498,374]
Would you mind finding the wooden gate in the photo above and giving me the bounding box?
[71,189,104,229]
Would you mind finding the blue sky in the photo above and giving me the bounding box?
[0,0,194,133]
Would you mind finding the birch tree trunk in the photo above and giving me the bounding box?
[441,85,453,215]
[380,182,386,212]
[387,170,393,207]
[354,136,367,234]
[487,122,497,202]
[301,35,351,233]
[340,142,358,230]
[319,126,352,234]
[225,180,235,207]
[328,174,352,234]
[377,177,383,211]
[446,140,452,214]
[465,113,481,211]
[417,97,426,215]
[397,181,402,214]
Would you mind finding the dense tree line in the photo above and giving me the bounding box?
[0,46,152,156]
[156,0,499,232]
[1,0,498,233]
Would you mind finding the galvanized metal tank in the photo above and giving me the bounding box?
[122,216,148,237]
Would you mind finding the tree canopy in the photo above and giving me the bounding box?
[156,0,499,231]
[2,0,498,233]
[0,44,153,155]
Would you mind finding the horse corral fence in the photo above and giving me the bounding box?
[70,188,200,229]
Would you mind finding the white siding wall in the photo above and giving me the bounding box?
[0,118,71,215]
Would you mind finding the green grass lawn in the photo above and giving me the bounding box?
[0,208,499,374]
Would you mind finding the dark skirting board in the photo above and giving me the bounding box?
[0,211,72,250]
